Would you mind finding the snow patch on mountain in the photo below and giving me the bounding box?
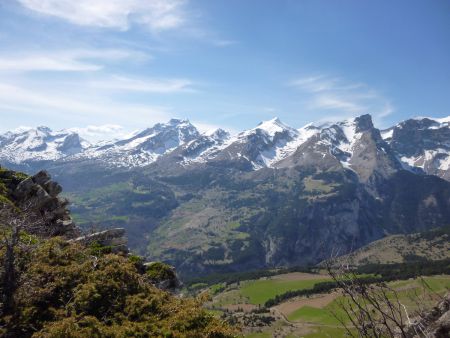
[0,127,89,163]
[180,129,231,165]
[258,123,320,167]
[78,119,200,167]
[380,128,394,140]
[212,117,320,169]
[336,118,363,155]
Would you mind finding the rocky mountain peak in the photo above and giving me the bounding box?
[0,127,89,164]
[354,114,374,132]
[76,119,201,168]
[204,128,230,141]
[3,114,450,183]
[168,118,190,125]
[36,126,52,134]
[253,117,299,139]
[384,116,450,180]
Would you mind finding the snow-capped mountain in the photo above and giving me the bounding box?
[0,126,89,164]
[382,116,450,180]
[78,119,200,167]
[169,128,231,165]
[2,114,450,182]
[4,114,450,277]
[276,114,400,182]
[193,117,320,170]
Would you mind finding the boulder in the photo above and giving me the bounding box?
[32,185,53,208]
[32,170,51,186]
[14,177,34,198]
[43,180,62,197]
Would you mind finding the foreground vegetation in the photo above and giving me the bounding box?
[0,234,237,337]
[0,167,236,337]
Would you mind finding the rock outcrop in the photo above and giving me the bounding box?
[12,170,79,238]
[69,228,128,253]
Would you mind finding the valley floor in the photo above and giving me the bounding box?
[204,272,450,337]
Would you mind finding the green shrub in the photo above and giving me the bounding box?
[145,262,176,282]
[88,241,113,256]
[1,237,237,337]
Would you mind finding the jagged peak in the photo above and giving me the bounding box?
[202,128,230,141]
[253,117,298,137]
[299,122,317,130]
[36,126,52,133]
[167,118,192,126]
[353,114,374,131]
[396,115,450,130]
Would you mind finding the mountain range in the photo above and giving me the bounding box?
[2,114,450,278]
[2,115,450,180]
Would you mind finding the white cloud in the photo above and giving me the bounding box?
[310,94,365,113]
[90,75,195,93]
[0,82,172,126]
[0,55,99,72]
[67,124,129,142]
[0,49,148,72]
[17,0,187,32]
[290,75,394,122]
[211,39,238,47]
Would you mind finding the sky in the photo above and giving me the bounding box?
[0,0,449,141]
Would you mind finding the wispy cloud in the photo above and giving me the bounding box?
[0,49,148,72]
[90,75,195,93]
[0,81,172,126]
[211,39,238,47]
[67,124,131,142]
[17,0,187,32]
[290,75,394,124]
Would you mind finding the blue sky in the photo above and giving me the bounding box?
[0,0,449,141]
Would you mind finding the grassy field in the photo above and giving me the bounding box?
[278,275,450,338]
[221,274,450,338]
[240,274,330,305]
[287,305,342,325]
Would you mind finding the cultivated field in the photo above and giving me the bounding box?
[207,272,450,338]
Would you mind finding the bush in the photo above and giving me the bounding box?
[145,262,176,282]
[1,237,237,337]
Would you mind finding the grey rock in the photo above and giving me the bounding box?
[14,177,34,197]
[12,171,80,238]
[70,228,128,253]
[43,180,62,197]
[32,170,51,186]
[33,185,52,208]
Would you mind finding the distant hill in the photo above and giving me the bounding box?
[326,227,450,267]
